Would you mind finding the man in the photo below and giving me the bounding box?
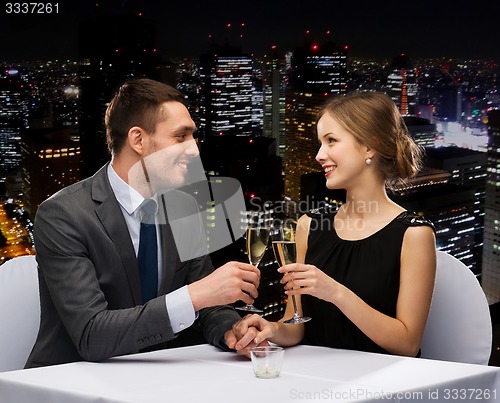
[26,78,259,367]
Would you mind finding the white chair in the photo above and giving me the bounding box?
[0,255,40,372]
[420,251,492,365]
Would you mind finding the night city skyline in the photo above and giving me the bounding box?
[2,0,500,366]
[1,0,500,61]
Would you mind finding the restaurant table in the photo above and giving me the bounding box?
[0,344,499,402]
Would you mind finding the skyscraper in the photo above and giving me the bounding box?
[284,36,348,202]
[21,128,81,217]
[284,93,323,202]
[482,110,500,303]
[0,70,29,175]
[440,84,463,122]
[386,54,418,116]
[424,147,487,275]
[288,35,348,95]
[404,116,438,148]
[199,43,254,139]
[262,46,286,158]
[252,70,264,135]
[391,167,480,274]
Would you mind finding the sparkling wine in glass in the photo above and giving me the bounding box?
[236,215,270,313]
[272,226,311,325]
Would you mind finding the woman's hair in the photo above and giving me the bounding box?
[105,78,188,156]
[316,91,423,181]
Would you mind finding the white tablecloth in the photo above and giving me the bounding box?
[0,344,499,402]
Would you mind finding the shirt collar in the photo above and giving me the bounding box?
[107,163,148,217]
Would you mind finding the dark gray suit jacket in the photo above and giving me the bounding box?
[26,164,240,368]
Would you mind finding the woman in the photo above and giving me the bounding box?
[233,92,436,357]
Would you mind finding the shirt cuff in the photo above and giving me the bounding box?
[165,286,196,333]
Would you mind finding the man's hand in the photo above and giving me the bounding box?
[188,261,260,311]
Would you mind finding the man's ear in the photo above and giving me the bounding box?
[128,126,147,156]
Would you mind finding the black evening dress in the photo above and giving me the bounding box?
[302,208,434,355]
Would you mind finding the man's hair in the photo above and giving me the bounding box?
[105,78,188,155]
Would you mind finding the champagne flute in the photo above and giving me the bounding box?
[272,223,311,325]
[236,212,270,313]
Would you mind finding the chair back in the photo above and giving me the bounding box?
[420,251,492,365]
[0,255,40,372]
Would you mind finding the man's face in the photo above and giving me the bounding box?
[129,101,200,194]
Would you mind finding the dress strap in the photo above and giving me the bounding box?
[395,211,435,233]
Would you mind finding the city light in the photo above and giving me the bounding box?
[64,86,79,96]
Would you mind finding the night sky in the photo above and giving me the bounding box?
[1,0,499,61]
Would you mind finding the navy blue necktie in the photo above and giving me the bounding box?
[137,199,158,303]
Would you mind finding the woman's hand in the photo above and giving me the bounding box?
[279,263,340,304]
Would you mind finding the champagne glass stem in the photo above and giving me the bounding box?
[291,294,299,314]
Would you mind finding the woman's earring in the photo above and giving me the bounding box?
[365,158,372,166]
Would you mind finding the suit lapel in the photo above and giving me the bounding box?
[91,165,142,305]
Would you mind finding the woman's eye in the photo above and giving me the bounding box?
[328,137,336,144]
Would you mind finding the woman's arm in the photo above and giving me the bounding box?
[282,224,436,356]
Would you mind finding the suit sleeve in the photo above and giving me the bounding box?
[34,195,176,362]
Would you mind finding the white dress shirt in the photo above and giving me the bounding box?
[107,164,195,333]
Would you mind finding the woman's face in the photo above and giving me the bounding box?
[315,113,372,190]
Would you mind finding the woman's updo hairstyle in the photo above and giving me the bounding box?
[316,92,423,182]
